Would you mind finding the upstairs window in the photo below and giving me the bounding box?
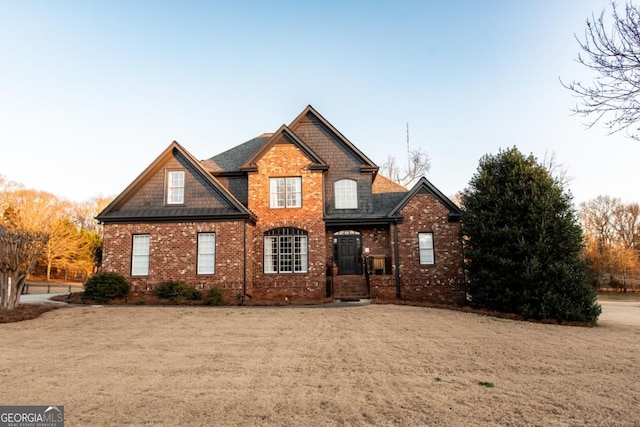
[418,232,435,265]
[197,232,216,275]
[335,179,357,209]
[166,170,185,205]
[132,234,150,276]
[264,228,308,273]
[270,177,302,208]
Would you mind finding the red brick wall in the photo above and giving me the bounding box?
[102,221,246,302]
[393,193,464,303]
[246,143,327,303]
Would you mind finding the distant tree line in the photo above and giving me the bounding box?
[580,196,640,290]
[0,175,110,283]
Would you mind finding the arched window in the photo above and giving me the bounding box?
[334,179,357,209]
[264,228,308,273]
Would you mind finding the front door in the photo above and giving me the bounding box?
[336,235,361,275]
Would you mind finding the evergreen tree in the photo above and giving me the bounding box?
[461,147,601,323]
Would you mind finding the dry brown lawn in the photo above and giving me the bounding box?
[1,301,639,426]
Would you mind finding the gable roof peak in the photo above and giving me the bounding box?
[389,176,461,221]
[97,140,255,222]
[289,105,379,172]
[240,124,328,171]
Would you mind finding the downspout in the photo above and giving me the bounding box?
[243,221,247,301]
[393,220,401,299]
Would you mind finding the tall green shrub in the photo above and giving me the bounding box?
[83,272,130,303]
[461,147,601,323]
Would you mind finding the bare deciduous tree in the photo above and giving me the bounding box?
[72,196,112,233]
[542,151,572,188]
[563,2,640,140]
[0,226,49,309]
[580,195,619,249]
[41,218,83,281]
[612,202,640,248]
[380,124,430,187]
[581,195,640,290]
[1,183,107,281]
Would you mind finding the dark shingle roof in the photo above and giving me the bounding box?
[373,192,408,216]
[372,174,408,217]
[201,135,271,173]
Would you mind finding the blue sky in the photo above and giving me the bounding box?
[1,0,638,205]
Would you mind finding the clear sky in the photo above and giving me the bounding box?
[1,0,638,206]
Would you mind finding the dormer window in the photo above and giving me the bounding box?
[166,170,185,205]
[270,177,302,208]
[335,179,357,209]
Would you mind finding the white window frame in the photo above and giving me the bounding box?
[166,170,185,205]
[197,232,216,275]
[335,179,358,209]
[264,229,308,273]
[132,234,150,276]
[418,232,435,265]
[269,177,302,208]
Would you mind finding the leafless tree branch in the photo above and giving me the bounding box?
[562,1,640,140]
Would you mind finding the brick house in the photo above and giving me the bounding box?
[97,105,464,304]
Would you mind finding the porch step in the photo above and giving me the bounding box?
[331,275,369,299]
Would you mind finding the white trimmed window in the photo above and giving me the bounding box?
[269,177,302,208]
[166,170,185,204]
[264,228,308,273]
[197,232,216,275]
[335,179,357,209]
[418,232,435,265]
[132,234,150,276]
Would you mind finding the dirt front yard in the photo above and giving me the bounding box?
[1,301,639,426]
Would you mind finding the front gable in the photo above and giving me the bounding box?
[289,105,378,174]
[240,125,328,172]
[288,106,380,217]
[389,177,461,222]
[244,127,325,222]
[97,141,254,223]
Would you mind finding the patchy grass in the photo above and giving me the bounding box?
[378,300,598,327]
[0,305,63,323]
[52,292,602,326]
[478,381,495,388]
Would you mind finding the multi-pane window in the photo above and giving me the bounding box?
[197,233,216,275]
[335,179,357,209]
[269,177,302,208]
[418,232,435,265]
[132,234,150,276]
[264,228,308,273]
[167,170,185,204]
